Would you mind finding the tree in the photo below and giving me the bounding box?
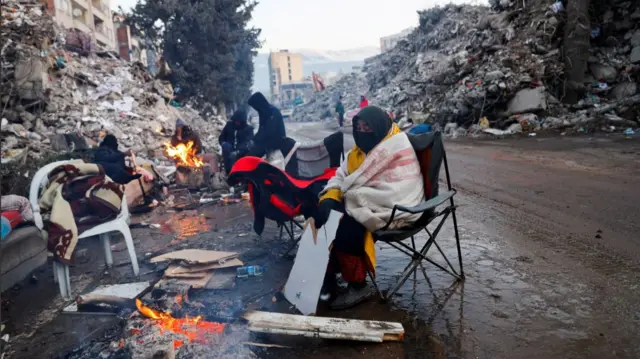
[126,0,261,109]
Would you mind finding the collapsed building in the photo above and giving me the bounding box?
[297,1,640,135]
[1,1,225,168]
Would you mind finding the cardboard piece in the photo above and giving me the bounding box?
[156,271,215,289]
[150,249,238,265]
[164,265,208,279]
[170,258,244,274]
[63,281,150,312]
[283,211,342,315]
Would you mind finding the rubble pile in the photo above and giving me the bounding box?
[1,0,224,164]
[292,71,368,122]
[364,1,640,134]
[301,1,639,135]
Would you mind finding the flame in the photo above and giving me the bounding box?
[164,141,204,167]
[135,299,224,348]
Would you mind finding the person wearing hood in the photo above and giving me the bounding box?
[312,106,425,310]
[93,134,141,185]
[219,109,255,173]
[247,92,286,157]
[171,119,203,154]
[359,95,369,109]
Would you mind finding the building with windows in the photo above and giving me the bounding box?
[43,0,116,50]
[268,50,303,102]
[380,27,414,52]
[112,12,148,65]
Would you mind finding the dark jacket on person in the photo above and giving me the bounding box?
[93,136,139,185]
[335,100,345,116]
[219,110,254,152]
[171,125,203,154]
[247,92,285,157]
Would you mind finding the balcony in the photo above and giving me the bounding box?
[72,0,89,10]
[72,18,93,35]
[91,0,110,19]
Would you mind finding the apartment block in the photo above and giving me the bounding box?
[268,50,303,102]
[42,0,116,50]
[112,13,147,65]
[380,27,414,52]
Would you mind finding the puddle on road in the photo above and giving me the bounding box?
[138,202,252,241]
[371,204,638,358]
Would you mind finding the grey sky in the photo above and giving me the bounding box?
[112,0,485,51]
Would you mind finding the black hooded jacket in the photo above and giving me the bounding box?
[248,92,285,156]
[219,110,255,151]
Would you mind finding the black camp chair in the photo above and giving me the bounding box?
[369,131,464,300]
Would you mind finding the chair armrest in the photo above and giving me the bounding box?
[395,190,456,214]
[378,190,457,231]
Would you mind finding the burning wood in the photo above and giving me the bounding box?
[135,299,225,349]
[164,141,204,168]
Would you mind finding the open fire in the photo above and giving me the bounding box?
[135,299,225,349]
[165,140,204,168]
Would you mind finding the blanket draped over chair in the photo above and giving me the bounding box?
[38,160,124,264]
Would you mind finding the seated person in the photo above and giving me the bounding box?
[171,119,203,154]
[219,109,255,174]
[313,106,425,310]
[93,135,141,185]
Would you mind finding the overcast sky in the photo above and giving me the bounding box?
[112,0,484,51]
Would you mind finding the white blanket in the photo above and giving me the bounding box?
[321,132,425,232]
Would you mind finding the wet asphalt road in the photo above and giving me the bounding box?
[288,122,640,359]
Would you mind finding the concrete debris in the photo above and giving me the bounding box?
[1,0,224,164]
[292,72,369,122]
[299,2,640,137]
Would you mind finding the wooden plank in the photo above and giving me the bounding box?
[284,211,342,315]
[243,311,405,343]
[170,258,244,274]
[150,249,238,265]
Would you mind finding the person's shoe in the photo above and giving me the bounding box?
[329,283,373,310]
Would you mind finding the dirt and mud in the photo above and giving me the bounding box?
[2,123,639,359]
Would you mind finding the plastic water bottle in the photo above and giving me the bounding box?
[1,216,11,240]
[236,265,265,278]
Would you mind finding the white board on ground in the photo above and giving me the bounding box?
[284,210,342,315]
[63,281,150,312]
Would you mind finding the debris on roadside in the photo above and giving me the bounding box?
[297,2,640,138]
[0,0,225,166]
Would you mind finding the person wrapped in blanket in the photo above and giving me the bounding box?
[313,106,425,310]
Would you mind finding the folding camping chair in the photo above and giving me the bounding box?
[368,131,464,300]
[229,131,344,240]
[272,131,344,243]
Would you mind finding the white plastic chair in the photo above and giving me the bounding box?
[29,160,140,298]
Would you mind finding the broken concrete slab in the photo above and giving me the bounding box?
[589,64,618,82]
[611,82,638,101]
[507,87,547,115]
[631,46,640,63]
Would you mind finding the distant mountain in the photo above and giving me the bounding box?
[252,47,380,94]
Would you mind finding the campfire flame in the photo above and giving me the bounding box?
[135,299,224,348]
[164,140,204,168]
